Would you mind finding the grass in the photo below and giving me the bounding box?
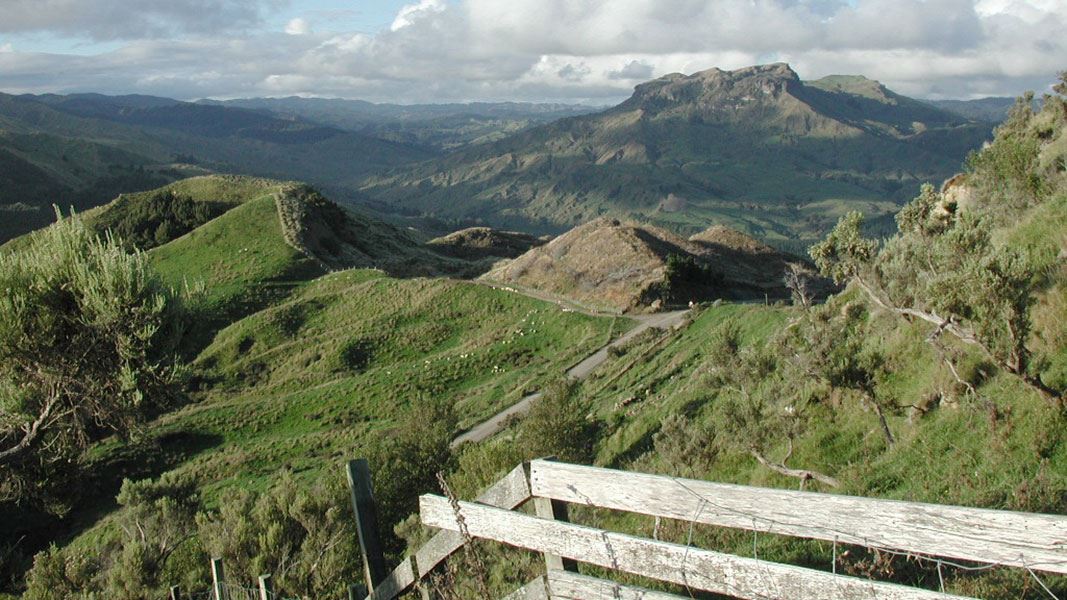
[52,266,622,566]
[439,296,1066,598]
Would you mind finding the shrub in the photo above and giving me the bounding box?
[0,210,187,507]
[196,473,359,600]
[368,398,457,556]
[520,379,600,463]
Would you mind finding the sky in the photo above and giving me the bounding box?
[0,0,1064,104]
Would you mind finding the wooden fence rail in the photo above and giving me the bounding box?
[352,458,1067,600]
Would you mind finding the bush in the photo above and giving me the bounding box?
[94,190,227,252]
[0,210,187,507]
[368,398,457,556]
[197,473,359,599]
[520,379,600,463]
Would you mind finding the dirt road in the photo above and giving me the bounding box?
[450,308,689,447]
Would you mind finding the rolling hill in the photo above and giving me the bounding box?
[927,96,1042,123]
[360,64,992,248]
[0,175,624,594]
[482,218,801,312]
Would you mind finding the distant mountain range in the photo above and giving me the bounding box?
[199,97,599,150]
[0,92,430,241]
[359,64,993,248]
[926,96,1039,123]
[1,64,1007,247]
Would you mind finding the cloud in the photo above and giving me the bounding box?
[557,63,591,82]
[391,0,447,32]
[608,60,654,80]
[0,0,283,41]
[0,0,1063,102]
[0,43,12,53]
[284,18,311,36]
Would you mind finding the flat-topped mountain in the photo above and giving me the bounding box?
[361,63,991,246]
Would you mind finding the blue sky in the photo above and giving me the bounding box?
[0,0,1064,103]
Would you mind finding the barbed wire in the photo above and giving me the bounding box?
[663,474,1064,599]
[169,582,300,600]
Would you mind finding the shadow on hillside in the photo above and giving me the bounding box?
[0,430,223,582]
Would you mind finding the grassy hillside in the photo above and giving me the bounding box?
[425,87,1067,598]
[0,174,629,597]
[483,217,801,312]
[6,269,620,596]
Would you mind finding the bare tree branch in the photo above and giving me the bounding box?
[751,449,840,488]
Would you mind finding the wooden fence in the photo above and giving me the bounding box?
[347,458,1067,600]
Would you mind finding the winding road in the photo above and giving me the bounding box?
[450,307,689,447]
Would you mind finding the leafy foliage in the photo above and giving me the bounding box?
[0,211,186,506]
[93,190,228,251]
[369,397,457,556]
[809,211,879,284]
[520,379,600,463]
[197,473,359,599]
[24,476,203,600]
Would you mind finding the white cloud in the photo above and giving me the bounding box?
[0,43,12,53]
[391,0,447,32]
[608,60,655,81]
[0,0,284,40]
[0,0,1063,102]
[284,17,311,35]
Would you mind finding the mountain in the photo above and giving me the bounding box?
[483,217,800,312]
[200,97,599,150]
[927,96,1041,123]
[359,64,992,247]
[0,92,432,243]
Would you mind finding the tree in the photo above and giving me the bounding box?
[0,210,186,505]
[809,211,879,285]
[783,262,818,308]
[520,379,600,463]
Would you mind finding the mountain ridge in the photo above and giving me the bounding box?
[359,63,992,246]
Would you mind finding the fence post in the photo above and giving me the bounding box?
[532,458,579,573]
[169,585,183,600]
[210,558,227,600]
[257,574,273,600]
[348,583,368,600]
[532,496,579,571]
[346,458,388,592]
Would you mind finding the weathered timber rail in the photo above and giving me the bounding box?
[348,459,1067,600]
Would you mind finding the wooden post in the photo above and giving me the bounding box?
[346,458,388,592]
[532,457,578,573]
[169,585,183,600]
[210,558,227,600]
[348,583,367,600]
[257,574,273,600]
[533,496,579,572]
